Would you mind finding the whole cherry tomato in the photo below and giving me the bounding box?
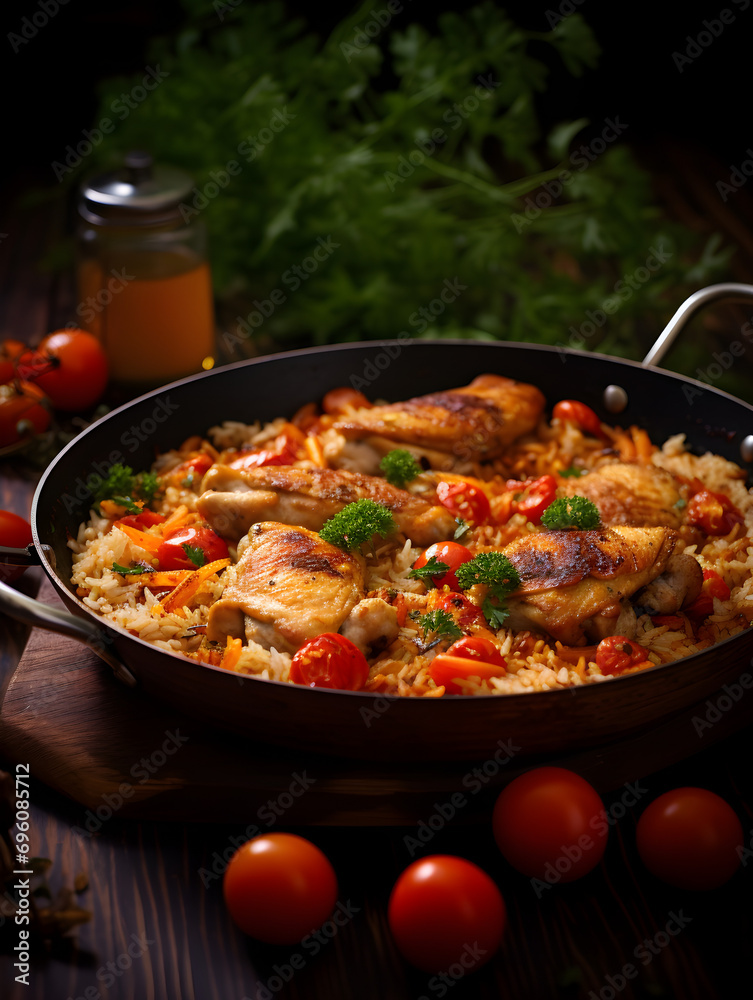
[0,510,33,583]
[506,474,558,524]
[411,540,473,591]
[0,381,50,448]
[388,855,506,973]
[156,525,229,570]
[492,767,608,882]
[636,788,743,890]
[223,833,338,944]
[430,635,507,694]
[552,399,606,440]
[595,635,651,676]
[686,489,743,536]
[289,633,370,690]
[18,329,108,411]
[436,480,491,526]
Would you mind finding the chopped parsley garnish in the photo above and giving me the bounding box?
[318,499,397,551]
[455,552,521,630]
[560,466,584,478]
[414,609,463,643]
[380,449,422,489]
[91,463,160,512]
[541,495,601,530]
[453,518,470,540]
[409,555,450,586]
[111,562,153,576]
[182,544,206,568]
[111,495,143,515]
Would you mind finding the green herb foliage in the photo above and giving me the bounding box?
[415,609,463,643]
[318,499,397,551]
[80,1,730,361]
[380,449,422,489]
[540,495,600,529]
[455,551,521,629]
[409,555,450,586]
[182,544,206,567]
[111,562,153,575]
[453,518,470,540]
[559,466,584,478]
[91,464,159,510]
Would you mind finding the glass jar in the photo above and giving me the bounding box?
[76,151,216,388]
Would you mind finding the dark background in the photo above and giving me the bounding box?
[0,0,750,191]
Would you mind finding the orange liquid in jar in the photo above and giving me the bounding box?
[78,251,215,384]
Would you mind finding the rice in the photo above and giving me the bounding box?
[69,405,753,698]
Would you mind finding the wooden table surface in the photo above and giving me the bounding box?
[1,155,753,1000]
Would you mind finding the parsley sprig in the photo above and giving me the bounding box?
[413,609,463,644]
[540,495,600,530]
[319,499,397,552]
[409,555,450,587]
[380,450,422,489]
[456,552,520,629]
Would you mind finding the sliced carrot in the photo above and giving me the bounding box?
[220,636,243,672]
[304,434,327,467]
[101,498,134,518]
[554,641,598,665]
[161,504,195,538]
[632,426,655,464]
[125,570,192,587]
[160,558,230,615]
[115,522,164,555]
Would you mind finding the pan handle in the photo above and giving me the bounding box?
[642,282,753,367]
[0,576,137,687]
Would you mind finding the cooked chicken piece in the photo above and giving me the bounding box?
[206,522,364,653]
[332,374,545,461]
[502,525,678,645]
[326,435,457,475]
[637,551,703,614]
[340,597,400,655]
[561,463,683,528]
[197,464,455,546]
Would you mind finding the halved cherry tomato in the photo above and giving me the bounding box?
[388,855,506,974]
[289,633,370,690]
[552,399,607,440]
[506,474,557,524]
[169,453,214,488]
[228,426,305,470]
[17,329,108,411]
[116,510,166,531]
[685,568,731,618]
[156,525,229,571]
[322,387,372,415]
[636,787,743,890]
[595,635,651,676]
[411,541,473,591]
[686,489,743,536]
[0,381,50,448]
[430,636,507,694]
[432,592,487,632]
[0,509,33,583]
[436,480,490,526]
[223,833,338,944]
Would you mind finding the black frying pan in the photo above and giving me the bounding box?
[1,285,752,761]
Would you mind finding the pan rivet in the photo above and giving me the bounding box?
[741,435,753,463]
[603,385,628,413]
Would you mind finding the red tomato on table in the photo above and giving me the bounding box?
[18,329,108,411]
[223,833,338,944]
[289,633,370,690]
[0,510,33,583]
[388,855,506,973]
[636,788,743,890]
[492,767,608,882]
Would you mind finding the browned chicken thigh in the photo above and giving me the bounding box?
[560,463,684,528]
[197,464,455,546]
[332,373,545,462]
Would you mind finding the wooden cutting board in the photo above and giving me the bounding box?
[1,579,751,826]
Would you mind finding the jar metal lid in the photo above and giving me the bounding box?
[78,151,195,227]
